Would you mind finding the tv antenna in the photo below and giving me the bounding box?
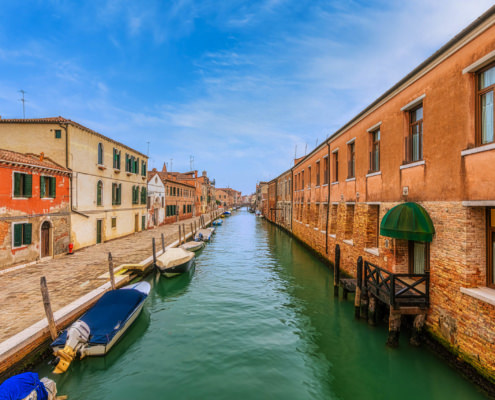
[190,155,194,170]
[18,90,26,118]
[170,158,173,171]
[146,141,150,157]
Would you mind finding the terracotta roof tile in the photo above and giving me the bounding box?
[0,148,69,172]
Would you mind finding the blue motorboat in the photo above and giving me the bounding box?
[0,372,58,400]
[212,219,223,226]
[51,281,150,373]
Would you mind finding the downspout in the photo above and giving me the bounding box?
[325,141,331,255]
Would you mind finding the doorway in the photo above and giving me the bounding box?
[135,214,139,232]
[41,221,50,257]
[96,219,102,244]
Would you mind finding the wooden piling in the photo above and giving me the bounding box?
[190,223,193,238]
[368,296,377,326]
[410,313,426,346]
[182,224,186,240]
[161,233,165,253]
[333,244,340,297]
[360,288,369,320]
[40,277,58,341]
[354,257,363,319]
[178,225,182,245]
[108,252,116,290]
[194,220,197,235]
[152,237,157,266]
[386,310,401,348]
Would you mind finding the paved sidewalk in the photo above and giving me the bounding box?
[0,215,207,343]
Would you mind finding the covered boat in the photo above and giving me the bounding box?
[223,211,231,216]
[194,229,212,242]
[180,241,205,252]
[212,219,223,226]
[156,248,195,278]
[51,281,150,374]
[0,373,59,400]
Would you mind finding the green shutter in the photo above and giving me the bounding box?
[13,224,22,247]
[13,173,21,197]
[118,184,122,204]
[40,176,45,198]
[112,183,116,205]
[55,130,62,139]
[23,223,32,245]
[49,177,56,198]
[97,182,102,205]
[24,174,32,198]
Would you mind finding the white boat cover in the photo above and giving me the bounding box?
[180,241,204,251]
[156,248,194,270]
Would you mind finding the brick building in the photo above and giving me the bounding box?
[0,149,71,268]
[262,7,495,382]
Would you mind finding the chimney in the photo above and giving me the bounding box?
[39,152,44,162]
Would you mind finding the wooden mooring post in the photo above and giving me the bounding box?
[108,252,116,290]
[368,296,377,326]
[178,225,182,245]
[152,237,157,266]
[333,244,340,297]
[40,277,58,341]
[354,257,363,319]
[182,224,186,240]
[190,223,193,238]
[386,310,401,348]
[410,314,426,347]
[161,233,165,253]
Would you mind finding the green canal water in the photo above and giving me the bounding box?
[35,211,488,399]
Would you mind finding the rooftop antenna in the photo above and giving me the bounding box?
[304,143,307,155]
[315,138,318,147]
[190,155,194,170]
[170,158,173,172]
[18,90,26,119]
[146,141,150,157]
[294,145,297,160]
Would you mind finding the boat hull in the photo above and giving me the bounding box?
[159,257,195,278]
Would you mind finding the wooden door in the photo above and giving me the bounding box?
[96,220,102,244]
[41,222,50,257]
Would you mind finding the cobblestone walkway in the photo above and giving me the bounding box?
[0,215,209,343]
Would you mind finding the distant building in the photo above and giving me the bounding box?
[0,117,148,250]
[147,169,166,228]
[0,149,71,267]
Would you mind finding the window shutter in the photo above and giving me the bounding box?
[112,183,116,205]
[40,176,45,198]
[13,224,22,247]
[13,173,21,197]
[24,174,32,198]
[49,177,56,198]
[23,223,32,245]
[97,182,102,205]
[118,184,122,204]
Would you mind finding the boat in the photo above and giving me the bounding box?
[0,372,61,400]
[208,227,215,235]
[194,229,212,242]
[180,240,205,252]
[51,281,151,374]
[223,211,231,216]
[156,248,195,278]
[212,219,223,226]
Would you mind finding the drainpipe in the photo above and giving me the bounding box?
[325,141,331,255]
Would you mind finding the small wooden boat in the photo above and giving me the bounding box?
[51,281,150,373]
[194,229,212,242]
[212,219,223,226]
[156,248,195,278]
[0,372,63,400]
[180,241,205,252]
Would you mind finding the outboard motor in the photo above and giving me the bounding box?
[53,320,90,374]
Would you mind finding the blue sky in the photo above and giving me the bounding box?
[0,0,492,194]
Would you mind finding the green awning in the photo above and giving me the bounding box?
[380,202,435,242]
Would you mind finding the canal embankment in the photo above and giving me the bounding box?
[0,212,218,379]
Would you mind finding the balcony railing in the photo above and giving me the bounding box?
[364,261,429,309]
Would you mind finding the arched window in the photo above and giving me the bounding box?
[97,180,103,206]
[98,143,104,165]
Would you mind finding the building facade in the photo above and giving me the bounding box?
[147,170,166,228]
[0,149,71,268]
[261,7,495,382]
[0,117,148,250]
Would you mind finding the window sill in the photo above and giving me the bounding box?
[329,234,336,238]
[461,142,495,157]
[364,247,379,256]
[460,287,495,306]
[126,172,132,176]
[97,164,106,170]
[331,181,339,186]
[313,227,319,231]
[305,224,310,227]
[320,230,326,234]
[114,169,121,173]
[400,160,425,170]
[346,177,356,182]
[366,171,381,178]
[322,183,329,187]
[41,197,55,200]
[12,197,29,200]
[343,239,354,246]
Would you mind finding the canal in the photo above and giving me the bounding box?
[35,211,488,399]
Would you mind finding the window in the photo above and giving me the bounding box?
[13,223,32,247]
[13,172,32,198]
[369,129,380,173]
[141,160,147,176]
[40,176,56,198]
[132,186,139,204]
[316,161,320,186]
[344,204,354,240]
[487,208,495,288]
[408,241,429,274]
[112,183,122,205]
[366,205,380,248]
[406,105,423,163]
[97,180,103,206]
[323,157,329,184]
[348,142,355,178]
[113,148,121,170]
[111,217,117,228]
[302,170,305,189]
[125,154,131,172]
[183,204,186,214]
[98,143,104,165]
[332,152,339,182]
[307,166,311,188]
[477,64,495,145]
[140,187,146,204]
[55,130,62,139]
